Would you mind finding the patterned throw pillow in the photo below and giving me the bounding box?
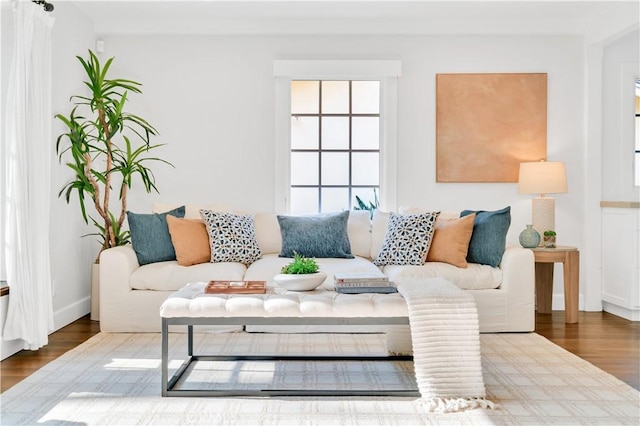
[374,211,440,266]
[200,210,262,265]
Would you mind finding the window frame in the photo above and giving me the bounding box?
[274,60,401,214]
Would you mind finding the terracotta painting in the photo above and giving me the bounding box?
[436,73,547,182]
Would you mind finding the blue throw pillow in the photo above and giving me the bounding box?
[460,206,511,267]
[277,211,354,259]
[127,206,186,265]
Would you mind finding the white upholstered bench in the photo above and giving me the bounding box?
[160,282,417,397]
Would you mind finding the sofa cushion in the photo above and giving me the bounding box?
[426,213,475,268]
[127,206,185,265]
[166,216,210,266]
[461,206,511,267]
[200,210,262,265]
[277,211,354,258]
[130,260,247,291]
[373,211,439,266]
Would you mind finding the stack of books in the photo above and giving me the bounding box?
[333,272,397,294]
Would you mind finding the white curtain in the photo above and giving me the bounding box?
[2,0,55,350]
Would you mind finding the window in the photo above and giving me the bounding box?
[289,80,380,214]
[273,60,401,214]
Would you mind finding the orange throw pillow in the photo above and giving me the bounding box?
[166,215,210,266]
[426,213,475,268]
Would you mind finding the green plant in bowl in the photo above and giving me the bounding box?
[280,252,319,274]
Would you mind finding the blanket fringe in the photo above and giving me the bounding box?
[421,397,496,413]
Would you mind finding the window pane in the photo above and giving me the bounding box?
[291,81,319,114]
[291,188,318,215]
[321,188,349,213]
[321,117,349,149]
[352,81,380,114]
[321,152,349,185]
[321,81,349,114]
[352,153,379,186]
[291,152,318,185]
[291,116,319,150]
[352,117,379,150]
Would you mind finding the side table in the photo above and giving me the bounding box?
[531,246,580,324]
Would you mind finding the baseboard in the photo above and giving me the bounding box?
[602,301,640,321]
[53,296,91,331]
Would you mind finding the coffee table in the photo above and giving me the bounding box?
[160,282,417,397]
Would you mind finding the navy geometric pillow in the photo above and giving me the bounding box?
[373,212,439,266]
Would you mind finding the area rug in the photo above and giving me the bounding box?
[1,332,638,425]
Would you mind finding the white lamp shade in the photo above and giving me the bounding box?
[518,161,568,195]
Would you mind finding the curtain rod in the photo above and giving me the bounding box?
[31,0,54,12]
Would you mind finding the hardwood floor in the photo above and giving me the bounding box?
[1,311,638,393]
[535,310,640,390]
[1,315,100,393]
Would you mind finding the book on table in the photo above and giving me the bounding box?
[333,272,389,284]
[335,282,397,294]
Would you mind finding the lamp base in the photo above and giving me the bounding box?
[532,197,555,244]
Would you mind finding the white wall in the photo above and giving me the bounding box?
[97,33,585,307]
[48,2,97,330]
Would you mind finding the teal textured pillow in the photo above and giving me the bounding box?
[460,206,511,267]
[127,206,185,265]
[277,211,354,259]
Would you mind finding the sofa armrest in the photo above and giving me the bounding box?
[498,245,535,330]
[499,245,534,290]
[99,245,140,329]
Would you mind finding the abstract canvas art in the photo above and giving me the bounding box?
[436,73,547,182]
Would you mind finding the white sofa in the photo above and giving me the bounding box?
[99,206,535,334]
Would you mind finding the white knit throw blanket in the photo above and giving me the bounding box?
[396,278,495,413]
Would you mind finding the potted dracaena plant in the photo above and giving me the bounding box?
[55,50,172,319]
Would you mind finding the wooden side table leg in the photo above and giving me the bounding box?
[563,251,580,324]
[535,262,554,314]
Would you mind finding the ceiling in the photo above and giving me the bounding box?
[65,1,639,41]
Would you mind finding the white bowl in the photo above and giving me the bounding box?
[273,272,327,291]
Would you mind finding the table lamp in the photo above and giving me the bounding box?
[518,160,568,240]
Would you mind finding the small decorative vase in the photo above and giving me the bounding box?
[519,224,540,248]
[543,235,556,248]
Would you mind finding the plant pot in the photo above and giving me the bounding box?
[273,272,327,291]
[543,236,556,248]
[91,263,100,321]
